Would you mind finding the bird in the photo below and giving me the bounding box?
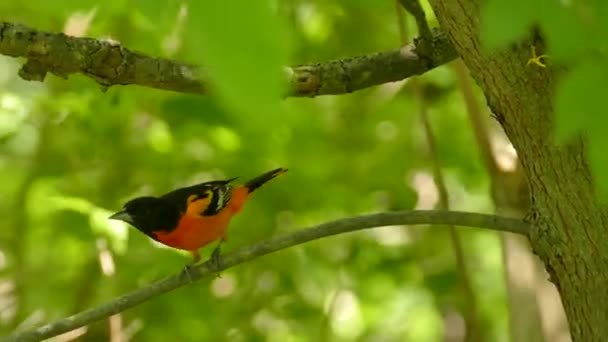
[109,168,287,267]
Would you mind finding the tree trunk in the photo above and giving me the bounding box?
[430,1,608,341]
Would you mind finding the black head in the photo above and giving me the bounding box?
[109,197,181,236]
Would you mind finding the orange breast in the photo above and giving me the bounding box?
[153,187,250,251]
[153,210,231,250]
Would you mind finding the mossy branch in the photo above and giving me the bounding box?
[4,210,529,342]
[0,21,457,97]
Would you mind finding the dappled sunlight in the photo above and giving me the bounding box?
[97,238,116,276]
[211,273,237,298]
[161,3,188,56]
[251,309,292,341]
[370,80,408,108]
[295,272,327,308]
[183,139,215,162]
[492,133,518,172]
[296,3,332,43]
[255,271,278,294]
[63,7,96,37]
[0,280,15,323]
[370,225,412,246]
[146,119,174,154]
[3,123,39,157]
[0,251,6,271]
[327,289,364,339]
[409,170,439,210]
[55,326,88,341]
[0,93,28,137]
[209,126,241,152]
[375,120,399,142]
[443,309,466,342]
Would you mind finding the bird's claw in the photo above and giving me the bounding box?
[209,245,223,278]
[180,245,223,281]
[181,263,196,282]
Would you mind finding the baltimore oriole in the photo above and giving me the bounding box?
[109,168,287,264]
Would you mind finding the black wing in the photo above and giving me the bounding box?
[160,178,237,216]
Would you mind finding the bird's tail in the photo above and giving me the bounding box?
[244,168,288,193]
[228,168,287,214]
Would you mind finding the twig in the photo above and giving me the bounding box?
[3,210,529,342]
[396,5,481,340]
[397,0,432,41]
[417,89,481,341]
[397,0,434,61]
[8,118,50,329]
[0,21,457,97]
[452,61,499,177]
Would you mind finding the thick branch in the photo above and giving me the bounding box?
[4,210,528,342]
[0,21,457,97]
[0,21,205,94]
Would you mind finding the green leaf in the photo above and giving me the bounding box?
[588,132,608,198]
[146,119,174,153]
[538,2,595,62]
[555,61,608,197]
[210,126,241,152]
[480,0,535,49]
[554,62,608,142]
[161,95,231,126]
[50,195,94,214]
[188,1,289,118]
[90,208,129,254]
[0,93,28,137]
[50,195,130,253]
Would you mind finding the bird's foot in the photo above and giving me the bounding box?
[180,250,201,282]
[181,263,196,282]
[209,244,223,278]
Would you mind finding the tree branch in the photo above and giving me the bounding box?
[397,0,432,41]
[3,210,529,342]
[0,21,457,97]
[417,88,482,341]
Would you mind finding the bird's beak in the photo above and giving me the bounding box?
[109,210,134,225]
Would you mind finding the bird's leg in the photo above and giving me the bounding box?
[191,250,201,264]
[208,239,226,278]
[180,250,201,282]
[210,242,223,269]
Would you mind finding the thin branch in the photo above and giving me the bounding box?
[8,117,50,329]
[397,0,432,41]
[396,5,481,340]
[452,61,500,178]
[3,210,529,342]
[397,0,434,61]
[0,21,457,97]
[417,88,481,342]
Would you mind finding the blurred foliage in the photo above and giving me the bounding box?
[0,1,520,341]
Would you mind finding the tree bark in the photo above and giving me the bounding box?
[430,1,608,341]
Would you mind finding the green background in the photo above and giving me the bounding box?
[4,0,601,340]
